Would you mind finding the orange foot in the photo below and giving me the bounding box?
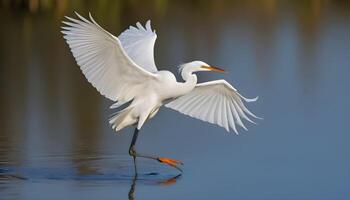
[157,157,183,172]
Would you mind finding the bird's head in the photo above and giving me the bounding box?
[179,61,226,74]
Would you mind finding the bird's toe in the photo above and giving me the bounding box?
[157,157,183,172]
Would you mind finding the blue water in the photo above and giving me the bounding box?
[1,1,350,199]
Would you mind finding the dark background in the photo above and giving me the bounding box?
[1,0,350,199]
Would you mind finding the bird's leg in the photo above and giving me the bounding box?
[129,128,139,174]
[128,127,183,172]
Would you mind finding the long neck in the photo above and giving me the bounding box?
[174,67,197,96]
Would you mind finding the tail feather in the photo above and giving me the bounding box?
[109,100,128,109]
[109,107,133,132]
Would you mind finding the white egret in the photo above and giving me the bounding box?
[61,12,260,172]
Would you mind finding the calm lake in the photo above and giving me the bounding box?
[1,0,350,199]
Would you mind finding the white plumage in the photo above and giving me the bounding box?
[165,80,259,133]
[61,12,157,103]
[118,20,158,73]
[61,12,260,134]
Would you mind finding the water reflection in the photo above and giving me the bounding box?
[128,175,137,200]
[1,0,350,199]
[128,173,181,200]
[0,155,181,200]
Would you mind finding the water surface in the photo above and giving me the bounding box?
[1,0,350,199]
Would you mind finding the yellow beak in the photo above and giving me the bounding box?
[201,65,226,73]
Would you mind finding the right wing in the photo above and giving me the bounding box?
[61,12,157,102]
[165,80,260,133]
[118,20,158,73]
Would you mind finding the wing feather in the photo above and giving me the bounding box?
[207,93,219,123]
[188,93,210,117]
[215,95,223,127]
[165,80,259,133]
[118,20,158,73]
[61,12,157,102]
[233,99,255,125]
[198,93,216,120]
[226,98,238,133]
[222,96,229,132]
[229,95,246,131]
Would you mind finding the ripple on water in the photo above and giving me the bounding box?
[0,154,182,184]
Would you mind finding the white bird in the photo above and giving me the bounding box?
[61,12,260,172]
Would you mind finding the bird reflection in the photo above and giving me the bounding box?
[128,172,181,200]
[128,174,137,200]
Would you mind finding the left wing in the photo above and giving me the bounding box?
[61,12,157,102]
[165,80,260,133]
[118,20,158,73]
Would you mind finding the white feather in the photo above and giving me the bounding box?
[118,20,158,73]
[165,80,259,133]
[61,12,157,102]
[62,14,260,135]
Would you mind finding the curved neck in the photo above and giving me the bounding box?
[174,68,197,97]
[181,68,197,81]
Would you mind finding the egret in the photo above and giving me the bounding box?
[61,12,260,172]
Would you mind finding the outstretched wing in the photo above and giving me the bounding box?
[118,20,158,73]
[61,12,157,102]
[165,80,260,133]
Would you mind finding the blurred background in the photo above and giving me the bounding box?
[1,0,350,199]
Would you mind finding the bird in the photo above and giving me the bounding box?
[61,12,260,173]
